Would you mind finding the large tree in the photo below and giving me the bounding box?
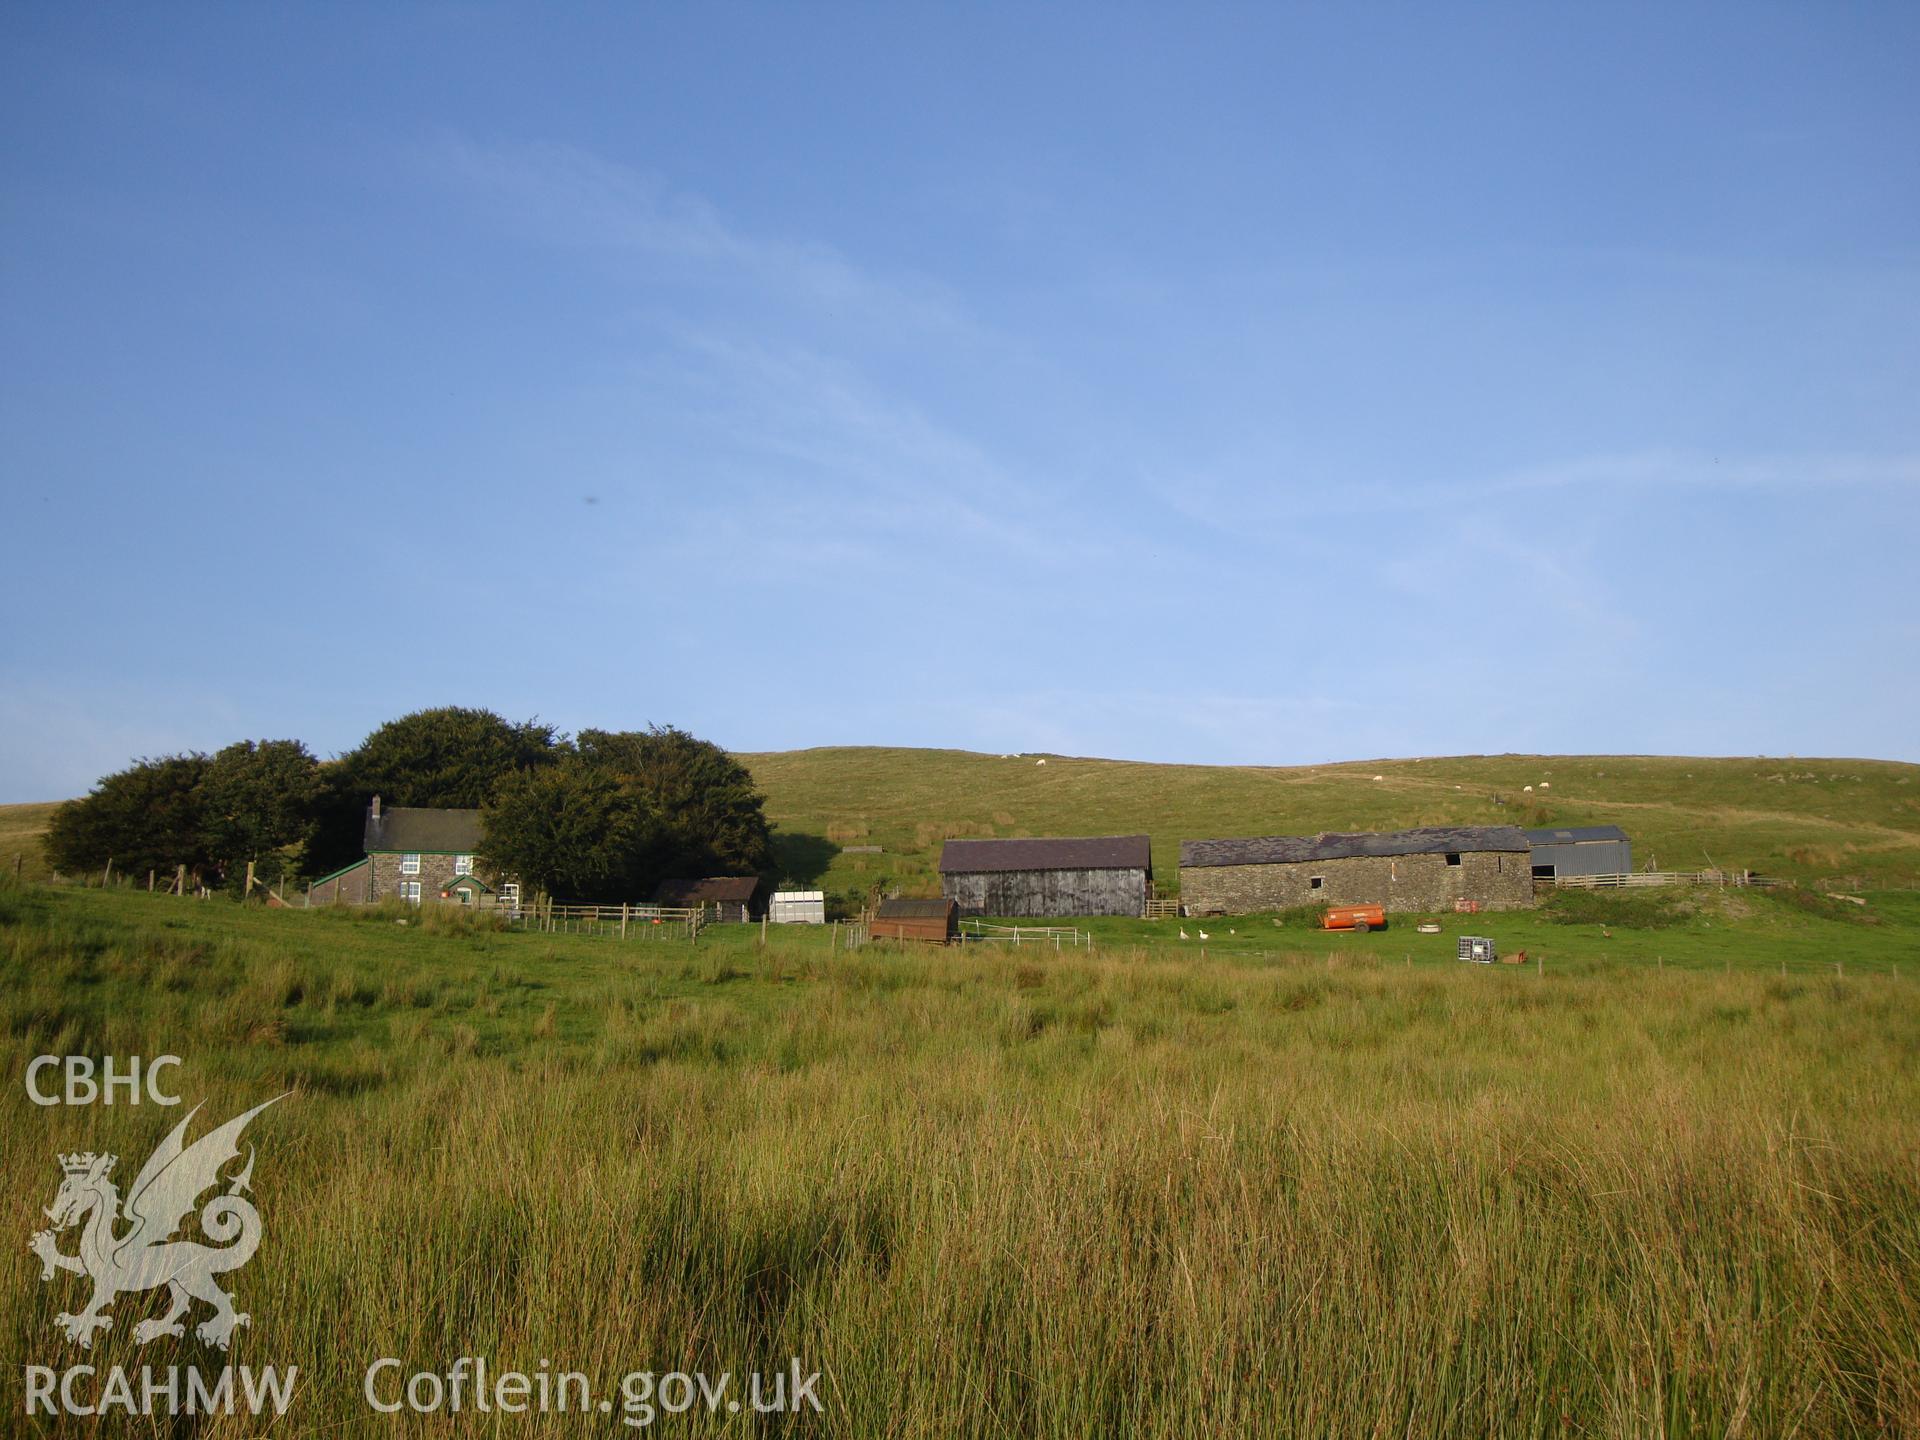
[576,726,774,878]
[304,707,561,874]
[480,762,663,900]
[199,739,320,883]
[43,754,213,881]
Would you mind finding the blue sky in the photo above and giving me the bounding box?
[3,3,1916,801]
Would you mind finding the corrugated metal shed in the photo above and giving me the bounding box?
[1524,826,1629,844]
[939,836,1151,873]
[1525,825,1632,878]
[1181,825,1530,869]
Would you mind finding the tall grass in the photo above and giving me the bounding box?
[2,887,1917,1436]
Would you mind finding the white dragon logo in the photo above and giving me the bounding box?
[29,1096,283,1350]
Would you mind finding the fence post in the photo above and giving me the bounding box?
[621,903,629,939]
[102,858,114,888]
[148,869,155,893]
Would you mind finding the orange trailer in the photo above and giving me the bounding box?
[1321,904,1385,933]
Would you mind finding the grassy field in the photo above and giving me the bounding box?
[3,883,1918,1436]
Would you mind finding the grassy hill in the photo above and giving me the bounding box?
[742,748,1920,904]
[9,749,1919,904]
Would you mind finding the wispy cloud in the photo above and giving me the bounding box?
[412,134,971,333]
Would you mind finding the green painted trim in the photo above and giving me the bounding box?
[309,857,371,887]
[445,874,494,893]
[365,849,480,857]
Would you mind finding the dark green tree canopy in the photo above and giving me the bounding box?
[576,726,774,878]
[305,707,560,873]
[480,763,663,900]
[200,739,320,871]
[44,754,213,880]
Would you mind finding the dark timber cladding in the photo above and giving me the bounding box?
[1179,825,1534,915]
[939,835,1152,918]
[653,876,768,923]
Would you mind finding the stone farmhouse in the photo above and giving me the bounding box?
[306,798,517,910]
[1178,825,1534,915]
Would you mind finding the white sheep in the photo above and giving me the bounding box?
[1036,758,1047,766]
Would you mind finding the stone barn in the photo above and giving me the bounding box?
[1178,825,1534,915]
[939,835,1152,918]
[1525,825,1631,879]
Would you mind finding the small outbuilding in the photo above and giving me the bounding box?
[870,897,958,944]
[769,890,826,924]
[939,835,1152,918]
[1525,825,1632,879]
[653,876,768,923]
[439,873,496,908]
[1179,825,1534,915]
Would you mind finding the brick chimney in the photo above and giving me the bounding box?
[370,795,382,820]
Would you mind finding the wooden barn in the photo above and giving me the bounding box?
[939,835,1152,918]
[870,897,958,944]
[653,876,767,923]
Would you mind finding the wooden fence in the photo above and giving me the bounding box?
[1537,870,1787,891]
[959,919,1091,949]
[505,901,708,940]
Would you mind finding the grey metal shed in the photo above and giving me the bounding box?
[1525,826,1632,879]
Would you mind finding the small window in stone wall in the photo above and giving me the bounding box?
[401,853,421,875]
[454,854,474,876]
[1310,876,1324,890]
[1444,853,1462,867]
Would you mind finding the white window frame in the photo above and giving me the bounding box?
[400,853,421,876]
[400,880,422,904]
[453,854,474,876]
[1309,876,1325,891]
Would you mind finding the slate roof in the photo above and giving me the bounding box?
[1525,825,1630,845]
[875,897,956,919]
[363,806,483,854]
[1180,825,1531,869]
[654,876,764,906]
[939,835,1152,874]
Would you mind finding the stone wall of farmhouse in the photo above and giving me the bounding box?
[369,851,470,902]
[1179,849,1533,915]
